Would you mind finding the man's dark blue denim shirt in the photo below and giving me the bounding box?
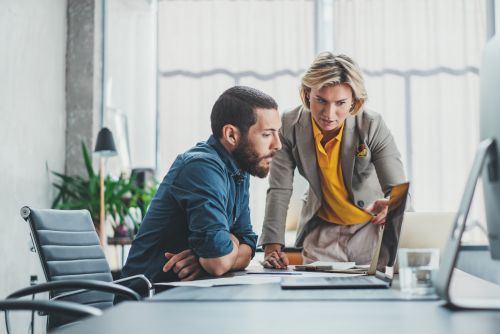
[121,135,257,283]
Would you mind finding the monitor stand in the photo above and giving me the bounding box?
[434,138,500,309]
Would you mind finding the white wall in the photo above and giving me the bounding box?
[0,0,67,331]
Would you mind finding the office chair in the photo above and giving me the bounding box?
[1,299,102,334]
[19,206,153,329]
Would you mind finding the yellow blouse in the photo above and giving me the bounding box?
[312,117,372,225]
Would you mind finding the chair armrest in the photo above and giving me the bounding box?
[0,300,103,318]
[7,280,140,301]
[114,274,155,298]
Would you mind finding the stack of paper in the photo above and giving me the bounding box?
[294,261,369,273]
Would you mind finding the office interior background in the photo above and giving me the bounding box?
[1,0,499,332]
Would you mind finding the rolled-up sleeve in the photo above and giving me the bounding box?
[171,158,234,258]
[231,182,258,257]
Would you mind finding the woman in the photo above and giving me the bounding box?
[260,52,406,268]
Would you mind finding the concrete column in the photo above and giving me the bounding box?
[65,0,102,176]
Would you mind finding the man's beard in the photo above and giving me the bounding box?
[233,136,273,178]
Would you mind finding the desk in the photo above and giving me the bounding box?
[150,269,500,302]
[151,282,438,301]
[53,300,500,334]
[53,270,500,334]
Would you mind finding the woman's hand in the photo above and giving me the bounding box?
[364,198,389,225]
[262,244,289,269]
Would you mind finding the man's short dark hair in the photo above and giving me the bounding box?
[211,86,278,138]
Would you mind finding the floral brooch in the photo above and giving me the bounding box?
[356,143,368,157]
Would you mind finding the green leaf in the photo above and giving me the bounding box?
[81,141,95,179]
[50,143,159,234]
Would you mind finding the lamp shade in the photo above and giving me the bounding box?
[94,127,117,157]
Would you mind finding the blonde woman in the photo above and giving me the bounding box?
[260,53,406,269]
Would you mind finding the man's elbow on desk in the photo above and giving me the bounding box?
[199,256,234,277]
[199,235,244,276]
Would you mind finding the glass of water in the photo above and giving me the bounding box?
[398,248,440,295]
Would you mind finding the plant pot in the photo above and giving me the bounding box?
[114,224,130,238]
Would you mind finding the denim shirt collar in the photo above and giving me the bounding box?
[207,135,247,184]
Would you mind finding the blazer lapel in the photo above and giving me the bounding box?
[295,108,323,202]
[341,115,358,199]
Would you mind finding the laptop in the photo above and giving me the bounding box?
[281,182,410,289]
[400,211,455,256]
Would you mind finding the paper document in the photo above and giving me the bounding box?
[155,268,365,288]
[155,275,282,287]
[294,261,370,274]
[245,268,302,275]
[295,261,356,271]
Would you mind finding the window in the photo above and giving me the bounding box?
[158,0,315,240]
[155,0,491,245]
[320,0,488,242]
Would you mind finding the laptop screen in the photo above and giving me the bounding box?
[374,182,410,272]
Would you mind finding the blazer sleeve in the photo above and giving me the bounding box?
[368,115,407,196]
[259,124,297,247]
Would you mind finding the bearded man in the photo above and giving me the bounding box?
[120,86,282,287]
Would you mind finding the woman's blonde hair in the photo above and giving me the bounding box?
[300,52,367,115]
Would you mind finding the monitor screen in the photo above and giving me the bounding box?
[480,34,500,259]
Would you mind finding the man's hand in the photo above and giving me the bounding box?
[262,243,289,269]
[162,249,204,281]
[364,198,389,225]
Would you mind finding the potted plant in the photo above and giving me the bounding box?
[51,142,155,238]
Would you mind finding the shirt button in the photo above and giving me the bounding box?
[357,200,365,208]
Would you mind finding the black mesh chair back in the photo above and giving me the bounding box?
[20,206,114,328]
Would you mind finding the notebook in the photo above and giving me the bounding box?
[281,182,410,289]
[294,261,358,272]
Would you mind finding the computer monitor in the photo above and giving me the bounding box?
[434,34,500,308]
[480,34,500,260]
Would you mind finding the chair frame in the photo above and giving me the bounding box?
[1,299,103,334]
[21,206,154,298]
[17,206,155,330]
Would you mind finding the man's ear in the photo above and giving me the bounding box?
[221,124,241,149]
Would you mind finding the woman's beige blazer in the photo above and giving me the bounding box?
[259,106,407,247]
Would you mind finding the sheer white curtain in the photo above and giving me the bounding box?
[324,0,487,236]
[158,0,315,237]
[106,0,157,174]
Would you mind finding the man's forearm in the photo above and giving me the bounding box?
[231,244,253,271]
[199,238,239,276]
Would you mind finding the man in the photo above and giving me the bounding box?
[121,86,282,286]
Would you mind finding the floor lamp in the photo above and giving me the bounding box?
[94,127,117,247]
